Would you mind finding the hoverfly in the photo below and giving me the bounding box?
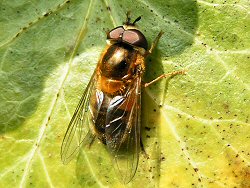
[61,13,184,183]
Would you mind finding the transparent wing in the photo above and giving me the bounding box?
[61,71,99,164]
[105,75,141,183]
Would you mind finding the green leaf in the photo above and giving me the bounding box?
[0,0,249,187]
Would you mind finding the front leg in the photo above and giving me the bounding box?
[144,31,186,87]
[145,31,164,57]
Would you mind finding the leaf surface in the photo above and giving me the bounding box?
[0,0,249,187]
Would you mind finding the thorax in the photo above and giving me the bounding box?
[97,43,145,95]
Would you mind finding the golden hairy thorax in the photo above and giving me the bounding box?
[96,43,145,96]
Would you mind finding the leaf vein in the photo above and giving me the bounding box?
[135,0,194,38]
[197,0,249,12]
[103,0,117,26]
[38,150,54,188]
[161,111,204,185]
[0,0,72,48]
[81,150,108,188]
[19,0,94,186]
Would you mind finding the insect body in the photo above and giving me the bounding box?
[61,14,184,183]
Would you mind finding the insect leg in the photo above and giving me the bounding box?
[88,134,96,149]
[146,31,164,55]
[140,137,149,159]
[144,70,186,88]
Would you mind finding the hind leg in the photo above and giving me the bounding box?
[144,70,186,88]
[88,135,96,149]
[140,137,149,159]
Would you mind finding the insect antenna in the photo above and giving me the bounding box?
[132,16,141,25]
[124,12,141,26]
[125,11,131,25]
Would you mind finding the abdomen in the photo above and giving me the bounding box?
[89,43,141,144]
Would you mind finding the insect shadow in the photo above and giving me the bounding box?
[0,0,92,134]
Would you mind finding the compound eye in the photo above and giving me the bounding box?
[107,26,125,40]
[122,29,148,50]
